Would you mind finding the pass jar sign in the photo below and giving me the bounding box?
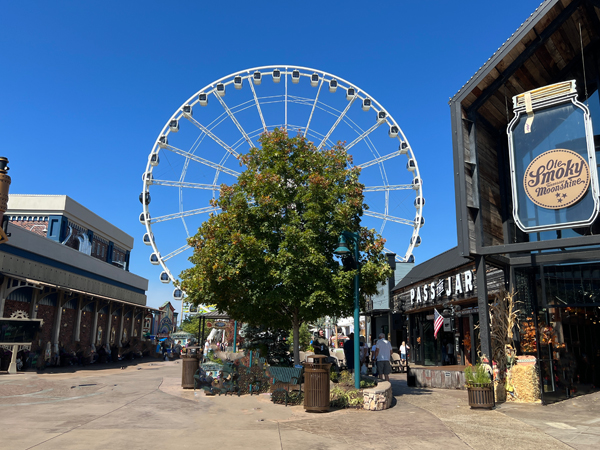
[524,149,590,209]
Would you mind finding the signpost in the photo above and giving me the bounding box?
[0,318,43,374]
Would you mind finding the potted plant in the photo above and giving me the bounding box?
[464,362,494,409]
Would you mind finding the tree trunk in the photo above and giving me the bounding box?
[292,310,300,366]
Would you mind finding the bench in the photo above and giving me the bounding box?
[267,366,303,406]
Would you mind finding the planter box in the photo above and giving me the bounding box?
[467,385,494,409]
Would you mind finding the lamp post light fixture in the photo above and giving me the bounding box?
[334,231,360,389]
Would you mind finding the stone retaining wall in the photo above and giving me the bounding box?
[362,381,392,411]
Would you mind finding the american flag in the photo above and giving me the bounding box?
[433,308,444,340]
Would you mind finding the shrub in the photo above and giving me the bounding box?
[464,362,492,387]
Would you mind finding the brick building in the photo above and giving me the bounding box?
[0,195,151,361]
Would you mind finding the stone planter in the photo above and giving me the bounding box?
[467,384,494,409]
[362,381,393,411]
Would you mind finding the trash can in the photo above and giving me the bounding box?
[181,353,200,389]
[303,354,331,412]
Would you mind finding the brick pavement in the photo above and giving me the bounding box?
[1,360,599,449]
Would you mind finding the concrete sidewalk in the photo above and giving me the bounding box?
[1,360,598,449]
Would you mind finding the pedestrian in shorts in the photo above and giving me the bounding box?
[374,333,393,382]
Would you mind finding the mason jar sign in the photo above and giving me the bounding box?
[508,80,599,232]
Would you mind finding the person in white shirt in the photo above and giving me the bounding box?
[399,341,410,363]
[374,333,393,381]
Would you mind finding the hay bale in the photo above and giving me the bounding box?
[507,364,540,403]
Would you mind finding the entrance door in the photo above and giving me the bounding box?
[538,306,600,402]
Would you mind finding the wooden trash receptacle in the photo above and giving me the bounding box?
[303,354,331,412]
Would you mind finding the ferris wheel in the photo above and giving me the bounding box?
[141,65,424,302]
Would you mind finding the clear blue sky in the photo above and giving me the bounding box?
[2,1,543,309]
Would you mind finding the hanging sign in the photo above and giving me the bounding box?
[213,321,228,329]
[507,80,599,232]
[523,149,590,209]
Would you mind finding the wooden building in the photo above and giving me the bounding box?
[392,248,505,368]
[451,0,600,402]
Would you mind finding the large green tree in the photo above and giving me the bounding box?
[179,129,391,364]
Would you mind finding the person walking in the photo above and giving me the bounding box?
[374,333,393,382]
[312,329,330,357]
[343,333,355,373]
[399,341,410,364]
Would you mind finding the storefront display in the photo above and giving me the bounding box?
[392,248,505,368]
[515,262,600,402]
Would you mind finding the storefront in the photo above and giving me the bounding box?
[392,247,505,368]
[450,0,600,403]
[513,263,600,402]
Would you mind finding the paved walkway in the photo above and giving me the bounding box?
[1,360,598,449]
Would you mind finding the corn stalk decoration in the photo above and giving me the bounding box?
[489,289,520,402]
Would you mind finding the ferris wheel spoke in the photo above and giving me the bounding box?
[162,244,192,262]
[363,211,414,227]
[151,206,219,224]
[345,122,383,151]
[162,143,240,178]
[285,69,288,129]
[357,149,403,169]
[150,179,219,190]
[248,80,267,133]
[317,96,357,150]
[363,184,413,192]
[183,113,239,158]
[213,93,254,148]
[304,77,325,138]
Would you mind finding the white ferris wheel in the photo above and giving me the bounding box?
[141,65,424,304]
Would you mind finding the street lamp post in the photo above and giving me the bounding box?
[334,232,360,389]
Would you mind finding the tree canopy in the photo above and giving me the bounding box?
[179,129,391,363]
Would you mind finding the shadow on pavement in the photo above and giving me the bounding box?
[389,376,433,398]
[24,356,165,376]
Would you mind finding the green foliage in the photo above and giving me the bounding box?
[179,129,392,365]
[240,323,292,366]
[330,386,364,408]
[206,351,223,365]
[180,315,200,336]
[359,378,377,389]
[288,323,312,351]
[331,370,377,389]
[464,363,492,386]
[179,315,212,343]
[330,370,339,383]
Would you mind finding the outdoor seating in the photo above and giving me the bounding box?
[267,366,303,406]
[193,368,214,391]
[391,353,402,373]
[331,349,345,370]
